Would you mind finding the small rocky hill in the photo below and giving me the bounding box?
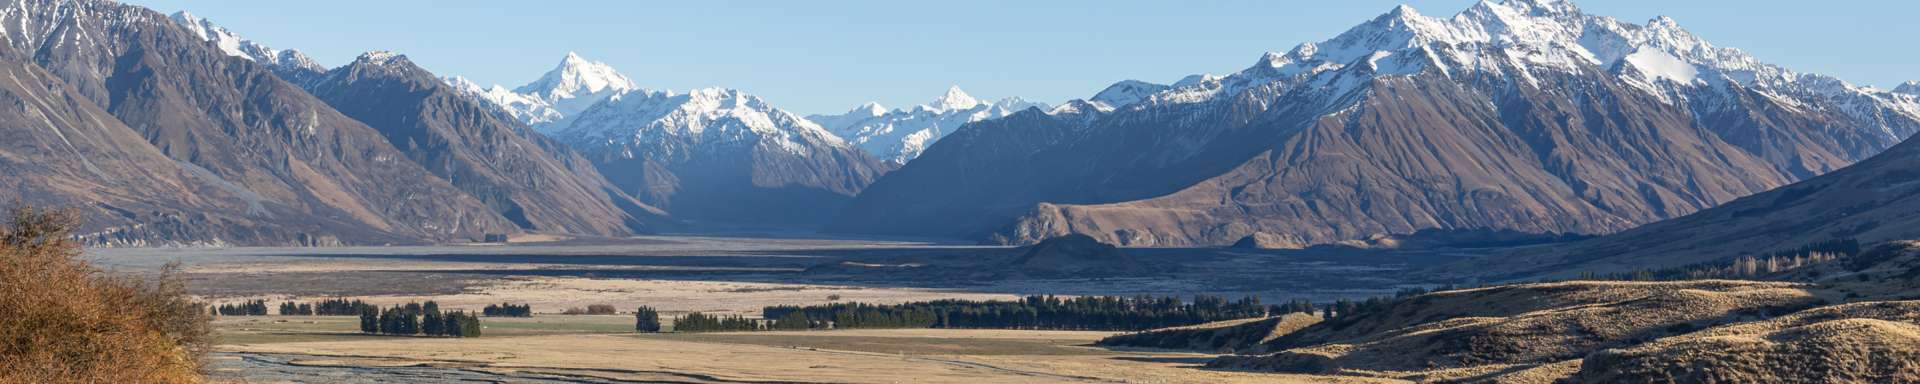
[1006,234,1153,278]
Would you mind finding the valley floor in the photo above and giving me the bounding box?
[86,235,1467,382]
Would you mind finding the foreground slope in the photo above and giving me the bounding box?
[303,52,668,236]
[834,0,1920,247]
[0,0,518,245]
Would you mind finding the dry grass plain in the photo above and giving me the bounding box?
[212,315,1396,383]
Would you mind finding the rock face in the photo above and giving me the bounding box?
[832,0,1920,247]
[1006,234,1152,277]
[0,0,521,245]
[302,52,669,236]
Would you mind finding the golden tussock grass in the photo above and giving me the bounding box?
[0,206,210,383]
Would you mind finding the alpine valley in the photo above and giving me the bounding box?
[19,0,1920,383]
[2,0,1915,250]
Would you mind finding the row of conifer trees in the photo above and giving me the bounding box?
[757,295,1271,331]
[358,301,480,337]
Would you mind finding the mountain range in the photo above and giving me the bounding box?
[832,0,1920,247]
[0,0,1913,249]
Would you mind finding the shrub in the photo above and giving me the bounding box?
[0,205,209,382]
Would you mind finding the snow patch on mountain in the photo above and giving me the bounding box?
[1623,48,1698,84]
[809,86,1046,163]
[167,11,325,74]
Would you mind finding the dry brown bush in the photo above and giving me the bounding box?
[0,206,210,383]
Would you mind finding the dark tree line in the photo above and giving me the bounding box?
[634,306,662,332]
[483,303,532,317]
[672,312,767,332]
[761,295,1271,331]
[278,301,313,316]
[1267,299,1317,316]
[214,299,268,316]
[357,301,480,337]
[562,304,617,315]
[310,298,377,315]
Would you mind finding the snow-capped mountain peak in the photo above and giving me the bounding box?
[515,52,637,99]
[1090,80,1171,110]
[855,101,888,116]
[355,50,406,67]
[925,85,981,112]
[444,52,642,132]
[1897,81,1920,95]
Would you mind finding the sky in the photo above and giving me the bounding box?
[125,0,1917,115]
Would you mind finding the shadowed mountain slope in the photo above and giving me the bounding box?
[0,0,522,245]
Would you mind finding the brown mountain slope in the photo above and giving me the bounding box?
[0,0,516,245]
[0,58,383,246]
[1474,125,1920,280]
[303,52,669,236]
[991,71,1821,247]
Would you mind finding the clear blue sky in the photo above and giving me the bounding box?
[125,0,1915,115]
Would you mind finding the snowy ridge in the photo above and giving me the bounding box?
[1120,0,1920,139]
[167,11,324,74]
[1898,81,1920,95]
[558,87,848,160]
[809,86,1046,163]
[1089,80,1171,111]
